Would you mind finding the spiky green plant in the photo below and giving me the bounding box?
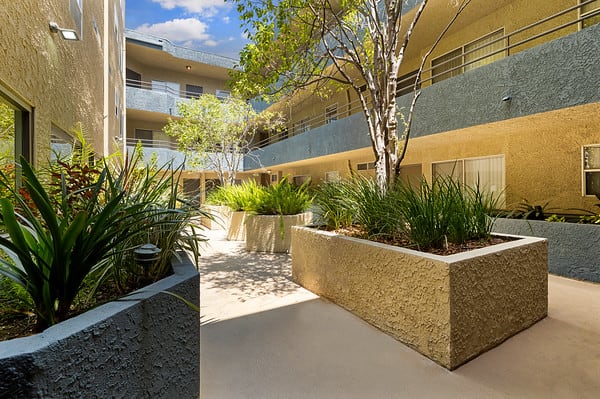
[255,177,313,216]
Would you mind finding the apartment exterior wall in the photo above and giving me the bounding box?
[0,0,124,163]
[246,0,600,213]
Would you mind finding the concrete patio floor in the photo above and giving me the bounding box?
[199,229,600,398]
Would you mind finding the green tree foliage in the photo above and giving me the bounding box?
[230,0,471,192]
[164,94,283,185]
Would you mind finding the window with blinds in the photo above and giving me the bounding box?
[432,155,505,207]
[581,0,600,28]
[431,29,506,83]
[464,30,505,71]
[583,145,600,196]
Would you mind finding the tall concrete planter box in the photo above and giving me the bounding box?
[201,205,231,230]
[292,226,548,370]
[0,253,200,398]
[493,218,600,282]
[227,211,247,241]
[246,212,312,253]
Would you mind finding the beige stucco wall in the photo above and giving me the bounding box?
[292,226,548,369]
[0,0,123,164]
[245,212,313,253]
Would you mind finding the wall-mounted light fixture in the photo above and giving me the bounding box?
[49,22,80,41]
[502,95,512,102]
[185,65,192,71]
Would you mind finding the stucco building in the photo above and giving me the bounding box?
[245,0,600,214]
[125,29,254,200]
[0,0,125,165]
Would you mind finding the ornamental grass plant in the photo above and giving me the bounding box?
[0,149,205,333]
[314,174,499,251]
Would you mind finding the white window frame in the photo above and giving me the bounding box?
[293,118,310,135]
[582,144,600,196]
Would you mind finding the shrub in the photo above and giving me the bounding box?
[314,175,499,251]
[254,177,313,216]
[210,180,264,212]
[0,155,203,331]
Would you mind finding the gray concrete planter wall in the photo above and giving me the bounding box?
[493,218,600,283]
[0,253,199,398]
[246,212,312,253]
[292,227,548,370]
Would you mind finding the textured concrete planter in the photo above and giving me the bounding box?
[227,211,247,241]
[0,253,199,398]
[292,227,548,370]
[200,205,231,230]
[246,212,312,253]
[493,218,600,282]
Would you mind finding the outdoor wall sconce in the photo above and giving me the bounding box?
[502,95,512,102]
[185,65,192,71]
[49,22,80,41]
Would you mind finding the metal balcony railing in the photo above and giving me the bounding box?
[126,79,209,99]
[258,1,600,149]
[125,137,180,150]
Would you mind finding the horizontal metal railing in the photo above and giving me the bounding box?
[125,137,180,150]
[126,79,206,99]
[259,1,600,149]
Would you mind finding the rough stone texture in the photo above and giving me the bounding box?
[292,227,548,369]
[0,0,123,161]
[227,211,247,241]
[245,213,313,253]
[0,254,200,399]
[493,219,600,283]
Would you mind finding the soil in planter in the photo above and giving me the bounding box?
[0,274,166,342]
[331,226,515,256]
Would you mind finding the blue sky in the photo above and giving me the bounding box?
[125,0,249,59]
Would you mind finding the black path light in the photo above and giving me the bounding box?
[133,243,161,275]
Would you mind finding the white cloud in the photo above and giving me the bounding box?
[222,16,231,24]
[203,39,218,47]
[136,18,211,42]
[151,0,229,17]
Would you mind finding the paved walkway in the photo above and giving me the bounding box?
[199,230,600,398]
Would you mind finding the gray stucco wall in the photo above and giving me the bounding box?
[397,21,600,138]
[246,23,600,169]
[245,112,370,170]
[127,86,183,116]
[0,254,200,399]
[492,219,600,282]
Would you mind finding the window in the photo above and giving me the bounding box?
[432,155,505,207]
[583,145,600,196]
[396,69,420,97]
[431,29,505,83]
[581,0,600,28]
[69,0,83,39]
[293,118,310,135]
[51,125,73,161]
[0,87,31,166]
[357,162,376,171]
[186,84,203,99]
[183,178,201,204]
[432,48,462,83]
[293,175,310,185]
[216,90,230,99]
[126,68,142,88]
[134,129,153,147]
[325,104,338,124]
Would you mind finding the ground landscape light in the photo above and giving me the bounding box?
[49,22,80,41]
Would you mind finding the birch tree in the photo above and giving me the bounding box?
[230,0,471,192]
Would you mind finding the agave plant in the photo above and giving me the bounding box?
[0,157,193,331]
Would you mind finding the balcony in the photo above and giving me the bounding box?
[246,1,600,169]
[126,79,230,116]
[126,137,242,173]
